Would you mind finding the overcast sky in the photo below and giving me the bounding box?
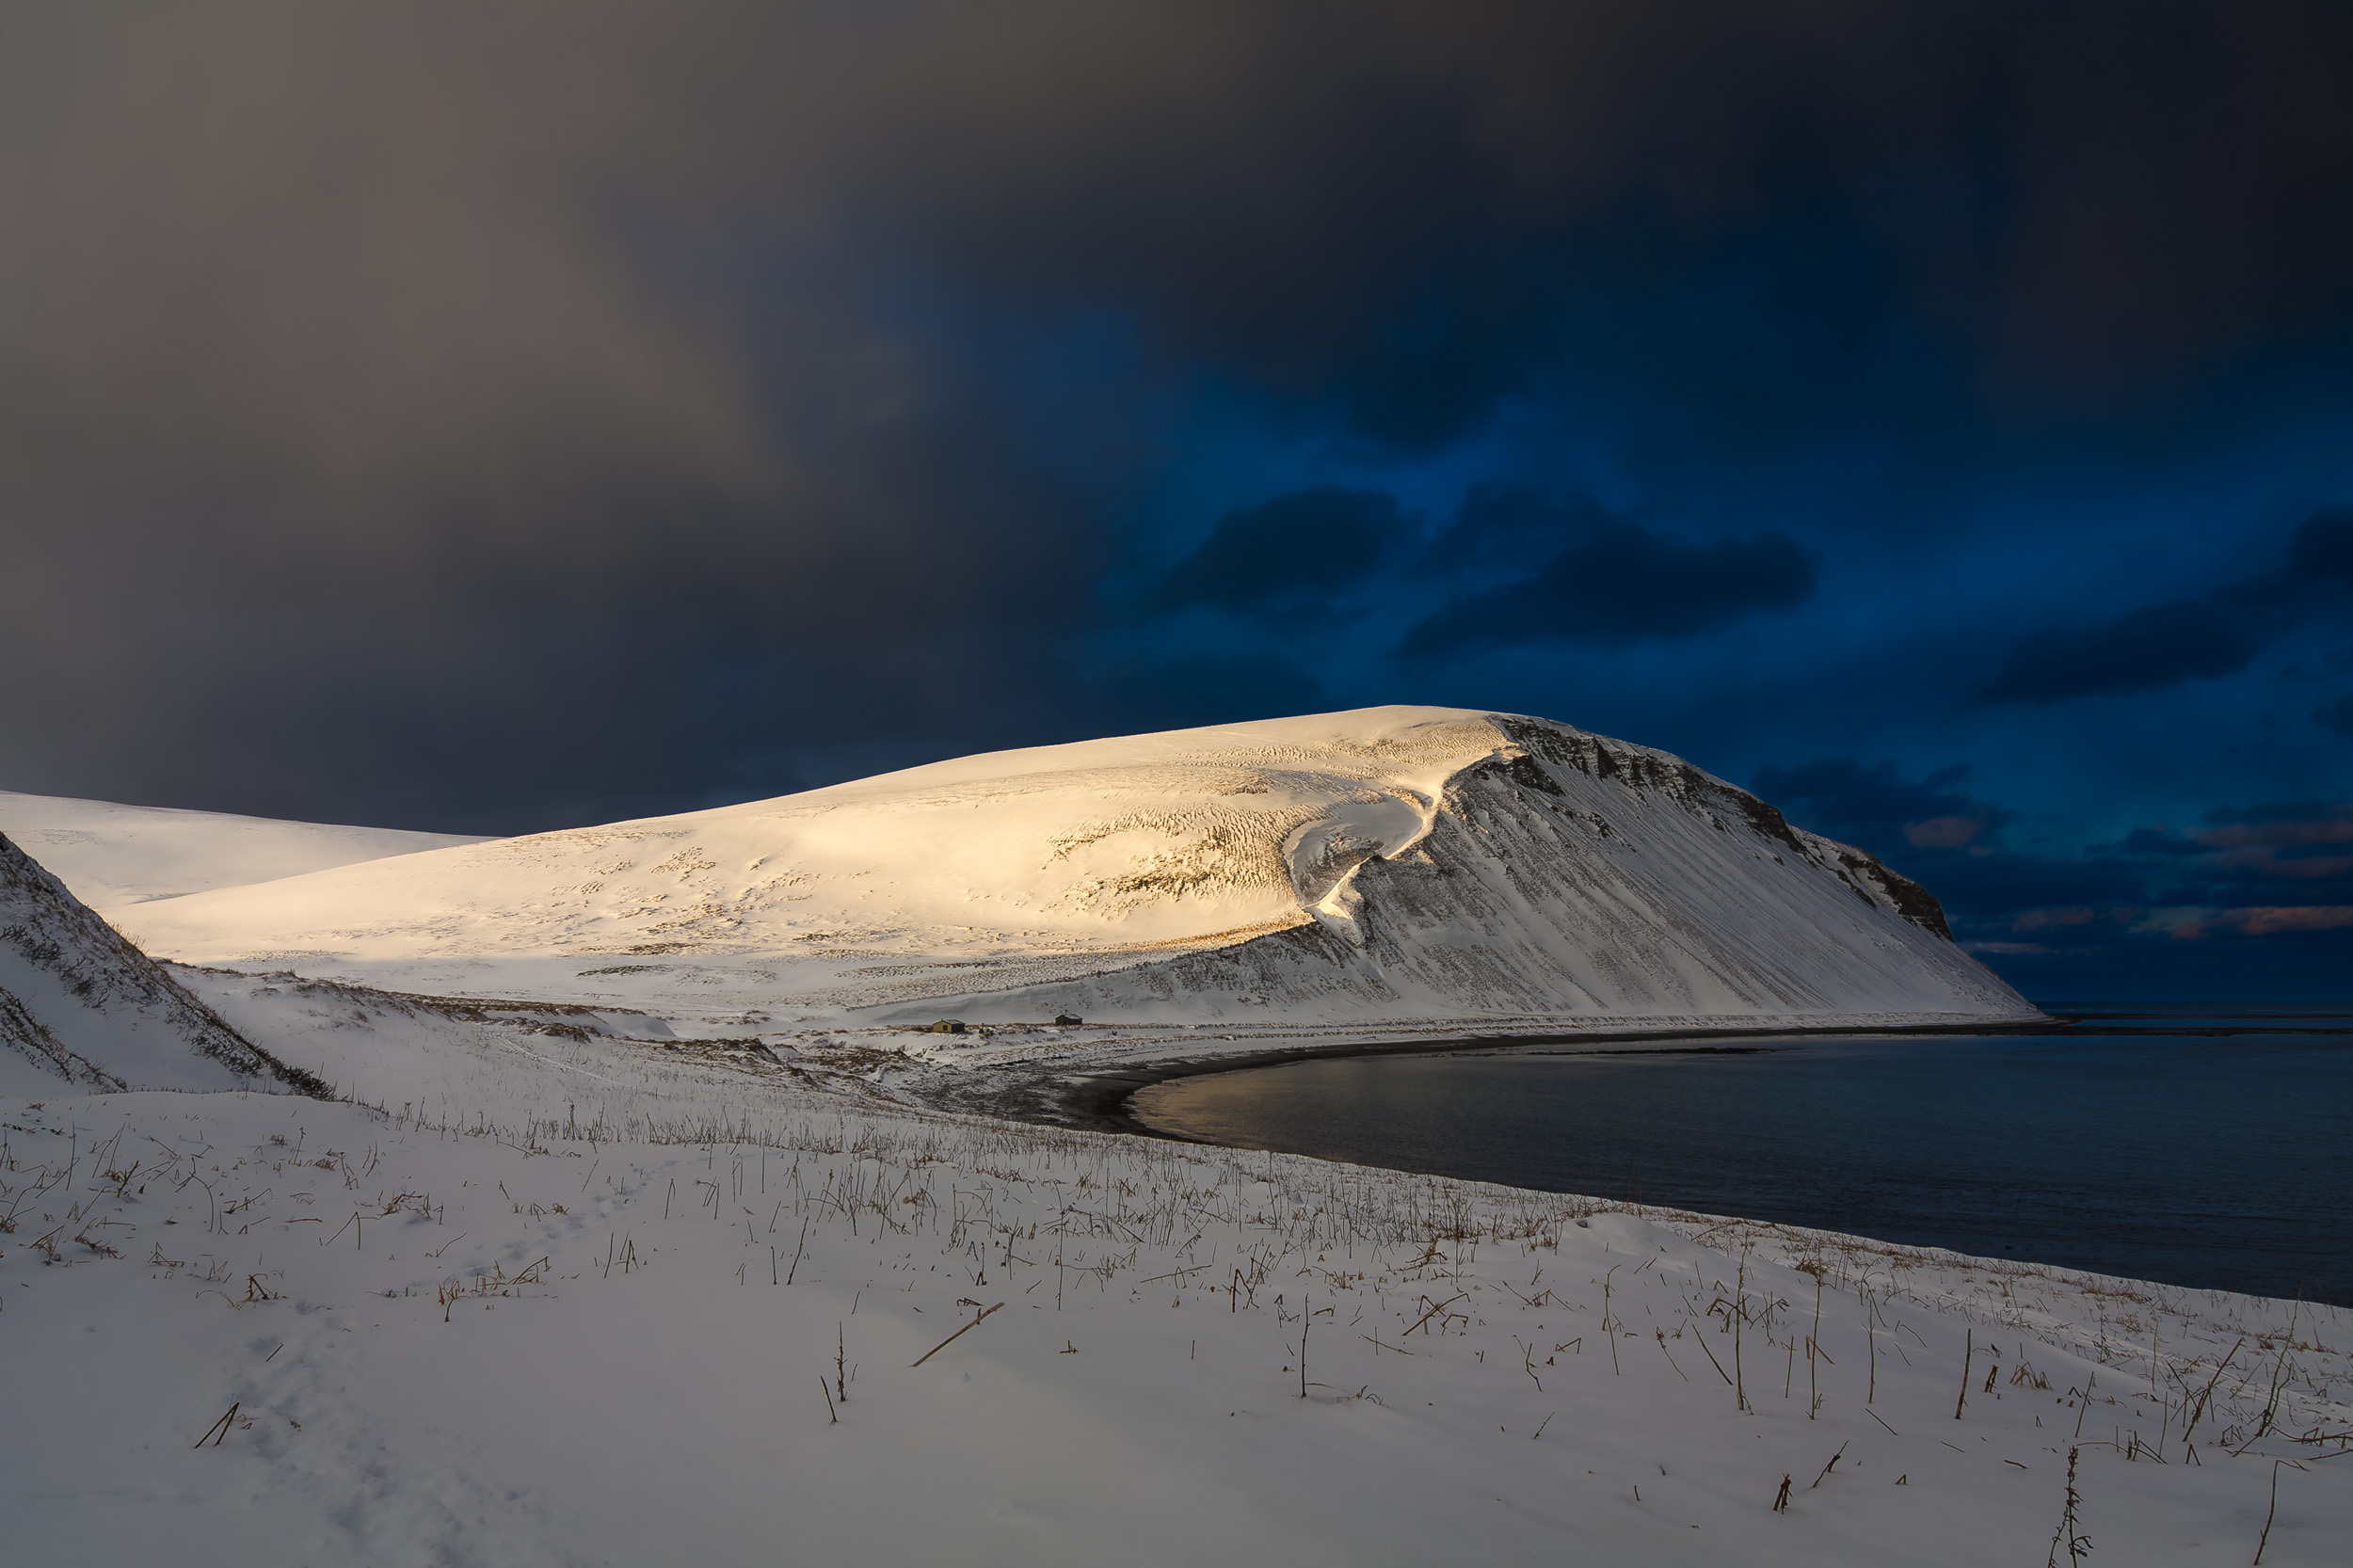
[4,2,2350,1000]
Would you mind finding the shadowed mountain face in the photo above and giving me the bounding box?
[107,709,2032,1029]
[0,833,322,1095]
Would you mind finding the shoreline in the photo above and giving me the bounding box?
[961,1003,2353,1144]
[912,1010,2082,1142]
[1048,1007,2353,1308]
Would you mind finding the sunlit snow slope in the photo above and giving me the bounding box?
[120,708,2033,1028]
[0,790,486,906]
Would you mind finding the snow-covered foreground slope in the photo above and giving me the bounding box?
[0,789,487,907]
[5,1006,2345,1568]
[0,834,321,1095]
[121,708,2033,1032]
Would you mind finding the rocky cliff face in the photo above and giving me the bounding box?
[0,832,324,1093]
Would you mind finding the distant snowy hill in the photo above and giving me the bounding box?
[120,708,2034,1028]
[0,832,323,1094]
[0,790,486,906]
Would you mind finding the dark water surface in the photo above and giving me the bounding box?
[1129,1018,2353,1304]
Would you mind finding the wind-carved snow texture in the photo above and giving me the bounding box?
[115,707,2032,1032]
[0,832,323,1095]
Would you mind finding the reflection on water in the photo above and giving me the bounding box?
[1130,1020,2353,1304]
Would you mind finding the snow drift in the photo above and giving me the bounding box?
[0,832,322,1094]
[117,707,2032,1028]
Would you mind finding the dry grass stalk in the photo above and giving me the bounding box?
[2044,1446,2090,1566]
[910,1302,1003,1368]
[194,1402,240,1448]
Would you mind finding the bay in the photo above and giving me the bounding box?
[1128,1017,2353,1304]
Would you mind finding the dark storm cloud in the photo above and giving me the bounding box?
[2099,801,2353,890]
[1422,483,1643,584]
[1754,758,2134,933]
[1748,759,2007,854]
[1157,488,1408,612]
[1401,493,1812,655]
[1788,764,2353,922]
[1753,759,2353,1000]
[0,5,1117,829]
[2074,800,2353,964]
[8,4,2353,830]
[854,1,2353,423]
[1977,506,2353,707]
[2289,505,2353,587]
[1076,654,1332,738]
[1146,478,1809,649]
[1975,600,2268,705]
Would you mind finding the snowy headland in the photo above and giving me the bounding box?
[3,710,2345,1565]
[98,707,2035,1040]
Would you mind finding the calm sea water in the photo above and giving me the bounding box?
[1129,1018,2353,1304]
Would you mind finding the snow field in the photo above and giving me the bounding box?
[6,1071,2347,1568]
[0,790,485,908]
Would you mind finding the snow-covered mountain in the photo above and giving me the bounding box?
[118,708,2033,1028]
[0,832,324,1094]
